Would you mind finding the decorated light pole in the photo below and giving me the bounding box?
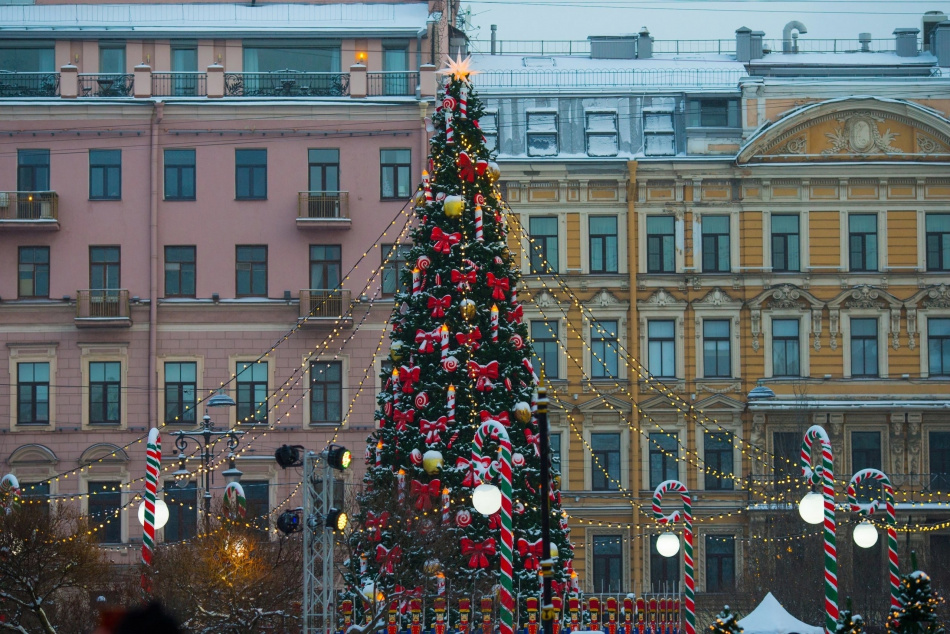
[800,425,838,634]
[652,480,695,634]
[847,468,900,609]
[141,428,162,589]
[470,419,514,634]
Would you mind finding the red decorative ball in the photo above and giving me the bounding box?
[456,509,472,528]
[415,392,430,409]
[410,448,423,465]
[384,402,394,416]
[510,334,524,350]
[442,356,459,373]
[512,452,526,467]
[417,255,431,271]
[474,193,486,206]
[442,96,457,111]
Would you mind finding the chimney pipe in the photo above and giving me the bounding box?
[894,27,920,57]
[735,26,752,62]
[491,24,497,55]
[782,21,807,53]
[935,21,950,67]
[751,31,765,59]
[638,27,653,59]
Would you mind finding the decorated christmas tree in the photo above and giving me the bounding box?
[835,602,865,634]
[343,55,573,626]
[886,567,946,634]
[707,606,743,634]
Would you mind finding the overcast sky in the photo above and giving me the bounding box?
[461,1,945,48]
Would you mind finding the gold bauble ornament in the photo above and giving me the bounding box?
[487,162,501,183]
[413,190,426,207]
[390,341,405,362]
[513,401,532,424]
[424,559,441,574]
[443,195,464,218]
[460,299,477,321]
[501,246,511,260]
[422,450,444,475]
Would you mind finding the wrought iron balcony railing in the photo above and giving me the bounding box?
[78,74,134,97]
[0,72,60,97]
[152,72,207,97]
[297,191,349,220]
[0,191,59,223]
[367,71,419,96]
[223,71,350,97]
[299,289,350,321]
[76,289,131,321]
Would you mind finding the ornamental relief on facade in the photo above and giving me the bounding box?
[822,112,901,155]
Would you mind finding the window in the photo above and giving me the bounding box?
[649,432,678,489]
[164,362,196,425]
[380,149,411,199]
[88,481,122,543]
[550,432,561,468]
[704,432,734,490]
[589,216,618,273]
[0,44,54,72]
[164,149,196,201]
[236,361,268,425]
[643,109,674,156]
[771,215,800,272]
[531,321,560,380]
[309,149,340,192]
[89,149,121,200]
[686,98,739,128]
[526,111,558,156]
[164,481,197,542]
[164,246,196,298]
[926,213,950,272]
[382,44,410,95]
[772,319,800,377]
[381,244,411,296]
[18,246,49,298]
[17,362,49,425]
[849,214,878,272]
[242,480,270,532]
[591,320,619,379]
[586,111,619,157]
[17,149,50,191]
[590,433,620,491]
[851,431,882,472]
[89,361,121,425]
[236,246,267,297]
[90,246,120,290]
[529,216,558,273]
[702,216,730,273]
[650,534,680,592]
[647,216,675,273]
[930,431,950,490]
[235,149,267,200]
[98,44,126,74]
[591,535,623,592]
[170,47,199,96]
[705,535,735,592]
[772,431,799,491]
[243,46,340,73]
[481,111,498,152]
[850,318,879,378]
[647,320,676,378]
[310,361,342,424]
[703,320,731,378]
[928,318,950,376]
[22,482,50,517]
[310,245,341,290]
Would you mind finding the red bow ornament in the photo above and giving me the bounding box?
[505,304,524,324]
[419,416,447,445]
[451,269,477,291]
[456,327,482,350]
[376,544,402,574]
[524,427,541,456]
[460,537,496,568]
[431,227,460,254]
[457,455,493,487]
[485,273,510,301]
[428,295,452,318]
[479,409,510,427]
[487,512,502,530]
[393,408,416,431]
[366,511,390,542]
[467,360,499,391]
[457,151,476,183]
[415,328,439,354]
[517,538,544,570]
[398,365,420,394]
[410,479,442,511]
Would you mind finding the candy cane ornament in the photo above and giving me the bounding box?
[802,425,838,634]
[471,421,514,634]
[141,428,161,590]
[652,480,694,634]
[847,468,899,609]
[475,205,484,242]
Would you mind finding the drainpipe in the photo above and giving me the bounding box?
[491,24,497,55]
[149,101,163,428]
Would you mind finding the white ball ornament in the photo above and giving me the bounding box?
[798,491,825,525]
[656,532,680,557]
[423,450,444,475]
[512,452,526,467]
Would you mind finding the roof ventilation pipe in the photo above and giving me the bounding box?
[782,21,807,53]
[491,24,497,55]
[638,27,653,59]
[935,21,950,67]
[859,33,872,52]
[736,26,752,62]
[923,12,947,51]
[751,31,765,59]
[894,28,920,57]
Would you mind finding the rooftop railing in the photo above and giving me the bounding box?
[476,68,746,90]
[152,72,207,97]
[223,71,350,97]
[0,72,59,97]
[367,71,418,96]
[78,73,134,97]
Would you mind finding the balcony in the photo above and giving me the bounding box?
[0,72,60,97]
[223,71,350,97]
[367,71,419,96]
[152,72,207,97]
[0,192,59,230]
[75,290,131,327]
[296,191,351,229]
[78,74,134,97]
[298,289,351,325]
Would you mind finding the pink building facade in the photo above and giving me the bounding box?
[0,0,454,560]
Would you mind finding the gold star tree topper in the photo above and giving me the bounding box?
[437,52,480,83]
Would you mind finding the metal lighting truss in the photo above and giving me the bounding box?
[303,451,336,634]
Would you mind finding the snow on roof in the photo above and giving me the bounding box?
[0,3,430,37]
[751,51,939,67]
[738,593,822,634]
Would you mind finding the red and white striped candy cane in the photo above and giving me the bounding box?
[802,425,838,634]
[652,480,694,634]
[460,84,468,118]
[141,427,161,590]
[446,110,454,144]
[471,420,513,634]
[847,468,899,609]
[475,205,484,241]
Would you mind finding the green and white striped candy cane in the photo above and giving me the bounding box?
[847,468,899,609]
[801,425,837,634]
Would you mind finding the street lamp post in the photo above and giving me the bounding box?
[800,425,838,634]
[847,468,900,609]
[652,480,695,634]
[171,391,242,531]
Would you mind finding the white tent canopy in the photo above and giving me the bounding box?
[737,593,822,634]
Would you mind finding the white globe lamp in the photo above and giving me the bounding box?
[137,499,170,530]
[798,491,825,525]
[472,483,502,515]
[656,532,680,558]
[853,520,879,548]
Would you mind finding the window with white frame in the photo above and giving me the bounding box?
[926,213,950,272]
[17,362,49,425]
[771,214,800,272]
[591,534,623,592]
[849,214,878,272]
[589,216,618,274]
[529,216,559,273]
[480,111,498,153]
[649,432,678,489]
[591,432,621,491]
[686,98,739,128]
[585,111,619,157]
[526,111,558,157]
[643,108,674,156]
[647,320,676,378]
[646,216,676,273]
[928,318,950,376]
[703,431,734,490]
[310,360,342,424]
[591,320,620,379]
[705,535,736,592]
[702,320,731,378]
[771,319,801,377]
[850,318,879,377]
[702,216,731,273]
[930,431,950,490]
[236,361,268,425]
[531,320,560,380]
